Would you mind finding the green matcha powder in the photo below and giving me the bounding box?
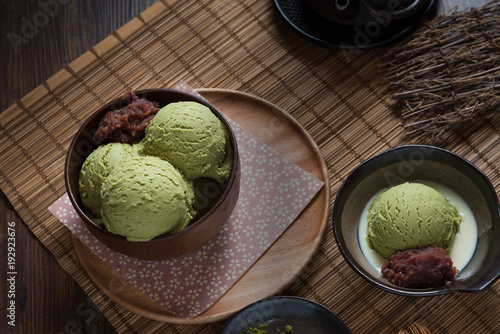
[243,324,293,333]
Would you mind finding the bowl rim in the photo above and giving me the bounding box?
[360,0,427,19]
[64,88,240,243]
[332,144,500,296]
[219,295,351,333]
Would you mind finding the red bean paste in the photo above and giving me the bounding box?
[93,91,160,144]
[381,244,459,288]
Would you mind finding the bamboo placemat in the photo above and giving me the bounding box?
[1,0,500,333]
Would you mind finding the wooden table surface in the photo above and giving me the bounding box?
[0,0,490,333]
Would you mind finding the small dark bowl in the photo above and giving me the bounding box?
[303,0,427,25]
[361,0,427,19]
[219,296,351,334]
[333,145,500,296]
[65,89,240,260]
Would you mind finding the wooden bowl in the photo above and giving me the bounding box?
[333,145,500,296]
[65,89,240,260]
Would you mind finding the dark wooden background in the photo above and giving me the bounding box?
[0,0,489,333]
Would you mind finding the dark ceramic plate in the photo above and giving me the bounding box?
[219,296,351,334]
[273,0,436,50]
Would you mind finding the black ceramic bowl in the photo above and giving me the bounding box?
[303,0,428,24]
[361,0,428,19]
[333,145,500,296]
[219,296,351,334]
[65,89,240,260]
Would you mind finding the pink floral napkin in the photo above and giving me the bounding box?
[49,85,324,319]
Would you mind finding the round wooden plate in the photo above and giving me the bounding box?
[71,89,330,324]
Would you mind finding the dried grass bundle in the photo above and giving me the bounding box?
[380,0,500,145]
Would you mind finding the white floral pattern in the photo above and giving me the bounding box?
[48,91,324,320]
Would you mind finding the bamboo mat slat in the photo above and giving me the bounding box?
[1,0,500,333]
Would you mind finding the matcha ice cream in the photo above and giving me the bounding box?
[78,142,136,218]
[367,182,461,258]
[78,97,234,241]
[100,156,195,241]
[143,101,232,182]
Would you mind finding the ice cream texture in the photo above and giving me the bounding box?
[366,182,461,259]
[100,156,195,241]
[78,98,234,240]
[143,101,232,182]
[78,142,136,218]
